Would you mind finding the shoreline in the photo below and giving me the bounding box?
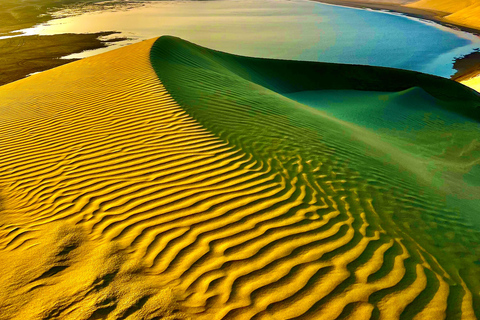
[1,0,479,87]
[310,0,480,35]
[310,0,480,82]
[0,32,126,86]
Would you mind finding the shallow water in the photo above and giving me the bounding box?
[5,0,480,77]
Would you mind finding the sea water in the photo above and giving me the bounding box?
[3,0,480,78]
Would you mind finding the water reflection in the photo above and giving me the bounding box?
[6,0,480,77]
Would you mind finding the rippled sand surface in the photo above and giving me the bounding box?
[0,38,191,319]
[408,0,480,30]
[0,36,479,319]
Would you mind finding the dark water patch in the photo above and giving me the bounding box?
[0,32,126,86]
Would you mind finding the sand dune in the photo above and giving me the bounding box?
[462,75,480,93]
[0,38,195,319]
[408,0,480,30]
[0,36,479,319]
[150,37,480,319]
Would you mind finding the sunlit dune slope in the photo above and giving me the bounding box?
[408,0,480,30]
[0,36,479,320]
[0,38,198,320]
[462,76,480,93]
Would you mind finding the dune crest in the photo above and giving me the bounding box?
[150,36,480,319]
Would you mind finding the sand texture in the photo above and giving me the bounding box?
[0,36,479,319]
[462,75,480,92]
[0,38,191,320]
[408,0,480,30]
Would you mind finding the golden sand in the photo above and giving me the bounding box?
[0,37,201,319]
[408,0,480,30]
[0,37,478,319]
[462,75,480,92]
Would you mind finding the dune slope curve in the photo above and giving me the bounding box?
[150,36,480,319]
[0,38,221,319]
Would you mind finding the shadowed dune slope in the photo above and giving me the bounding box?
[150,36,480,319]
[150,36,480,119]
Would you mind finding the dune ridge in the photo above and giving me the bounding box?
[0,35,479,319]
[0,37,219,319]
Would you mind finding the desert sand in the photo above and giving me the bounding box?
[0,32,125,86]
[407,0,480,31]
[0,38,190,319]
[315,0,480,86]
[462,74,480,92]
[0,36,479,319]
[404,0,480,87]
[315,0,480,32]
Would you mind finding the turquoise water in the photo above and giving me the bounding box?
[6,0,480,78]
[293,3,480,77]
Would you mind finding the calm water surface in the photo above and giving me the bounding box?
[7,0,480,78]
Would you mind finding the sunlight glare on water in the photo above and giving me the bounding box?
[8,0,480,77]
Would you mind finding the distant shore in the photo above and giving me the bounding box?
[0,32,126,86]
[311,0,480,81]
